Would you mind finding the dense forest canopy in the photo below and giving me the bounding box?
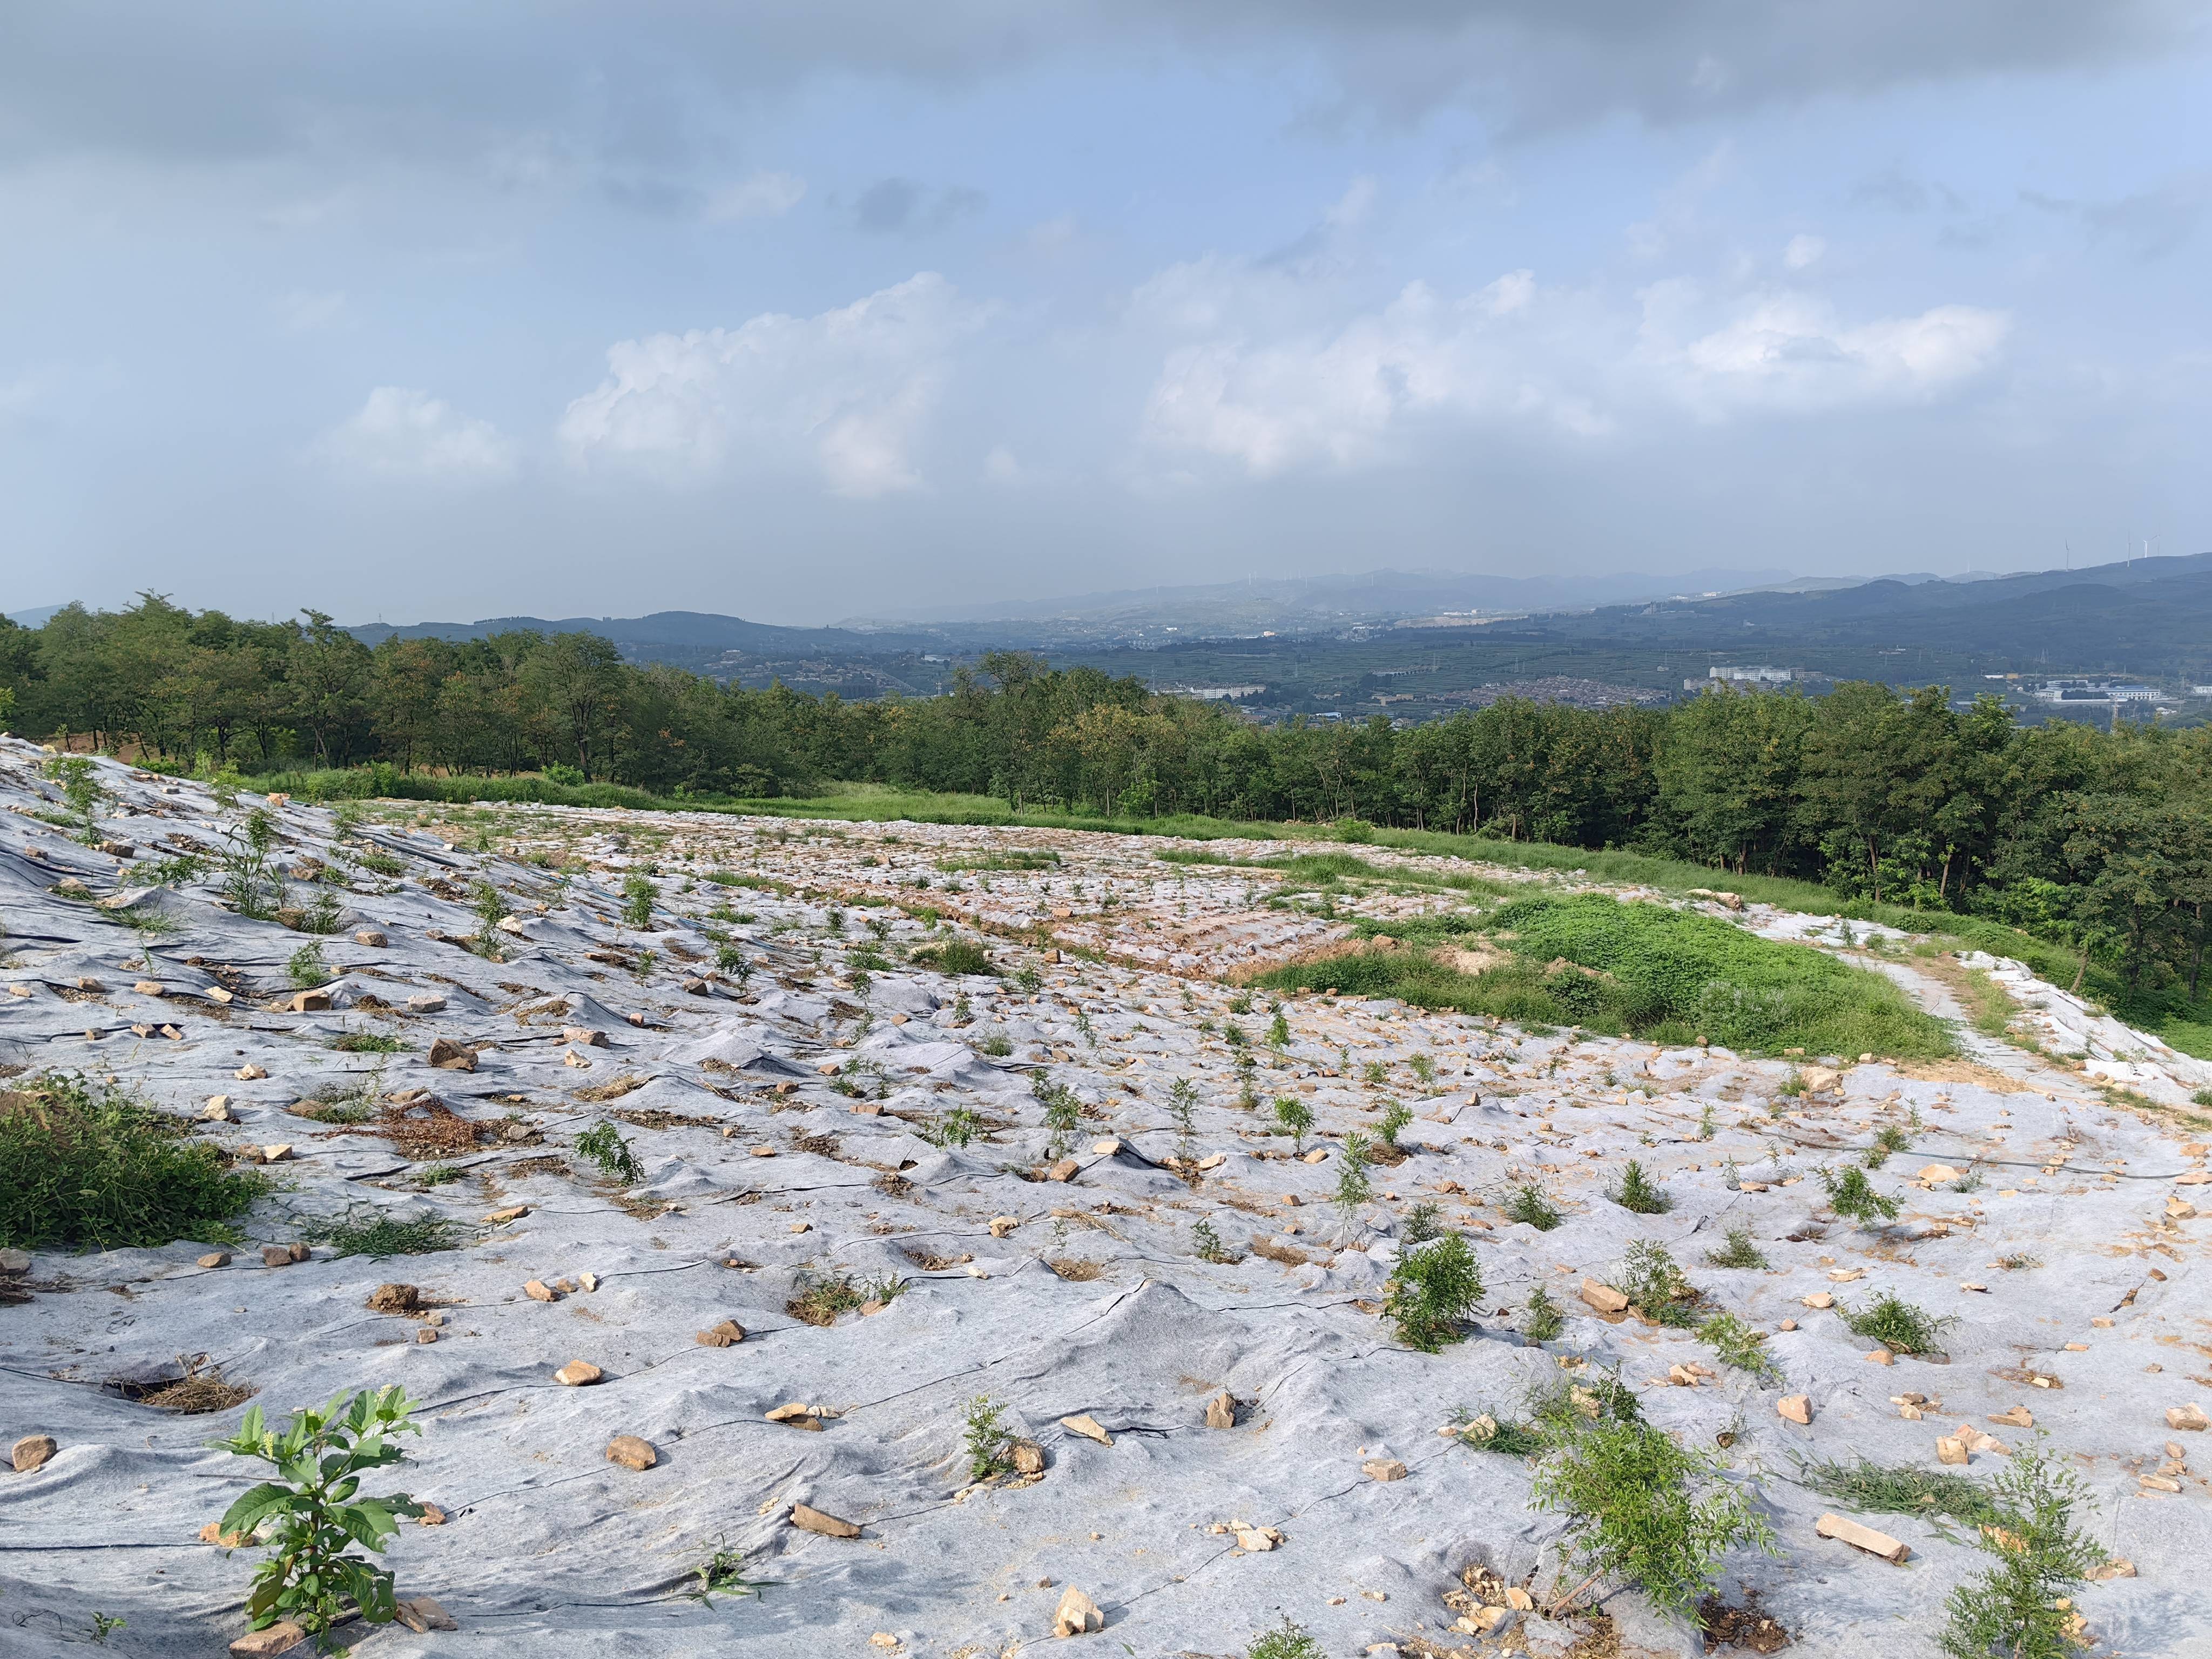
[4,596,2209,1008]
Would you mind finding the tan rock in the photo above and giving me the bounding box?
[229,1622,307,1656]
[1990,1405,2034,1429]
[1011,1439,1046,1475]
[1816,1513,1910,1563]
[1233,1526,1279,1552]
[289,987,332,1013]
[2085,1557,2137,1582]
[198,1251,231,1269]
[1205,1391,1237,1429]
[1579,1278,1629,1314]
[1301,1148,1329,1164]
[201,1095,233,1122]
[2167,1404,2209,1432]
[1503,1587,1535,1611]
[791,1502,860,1539]
[260,1244,294,1268]
[235,1063,267,1080]
[1053,1586,1104,1636]
[427,1036,476,1071]
[524,1278,559,1303]
[562,1026,609,1047]
[1865,1348,1895,1366]
[1091,1138,1122,1155]
[1777,1394,1813,1426]
[1937,1436,1970,1466]
[1803,1291,1835,1310]
[484,1204,529,1224]
[1046,1157,1080,1182]
[554,1360,602,1387]
[696,1319,746,1347]
[353,929,387,948]
[1362,1458,1408,1482]
[604,1435,657,1471]
[1917,1164,1961,1186]
[989,1215,1020,1238]
[394,1595,458,1632]
[366,1283,419,1313]
[1060,1413,1112,1446]
[133,979,164,996]
[11,1435,57,1473]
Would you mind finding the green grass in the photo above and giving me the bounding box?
[330,1033,406,1054]
[1703,1226,1769,1270]
[909,939,995,976]
[305,1213,462,1258]
[1841,1291,1957,1355]
[1801,1456,1998,1528]
[1501,1182,1563,1230]
[1250,892,1953,1059]
[0,1075,267,1249]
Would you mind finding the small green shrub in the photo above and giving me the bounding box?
[211,1387,424,1644]
[1246,1616,1325,1659]
[962,1394,1015,1482]
[686,1543,765,1603]
[1842,1291,1955,1355]
[1521,1283,1564,1341]
[1529,1416,1775,1616]
[1377,1100,1414,1147]
[1273,1095,1314,1153]
[621,873,657,929]
[1032,1072,1081,1159]
[1385,1231,1484,1352]
[1819,1164,1900,1225]
[1703,1226,1768,1270]
[576,1121,643,1184]
[1267,1009,1291,1049]
[286,942,329,990]
[470,879,510,953]
[0,1075,266,1250]
[1940,1440,2103,1659]
[976,1029,1013,1057]
[1407,1053,1435,1084]
[1609,1159,1672,1214]
[1360,1060,1388,1087]
[330,1031,405,1054]
[1503,1182,1562,1230]
[1400,1199,1444,1248]
[1863,1122,1911,1168]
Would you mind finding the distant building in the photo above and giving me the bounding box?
[2034,679,2160,705]
[1683,665,1818,692]
[1164,684,1265,701]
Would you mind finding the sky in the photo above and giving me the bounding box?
[2,1,2208,626]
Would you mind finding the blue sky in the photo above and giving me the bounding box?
[2,2,2207,624]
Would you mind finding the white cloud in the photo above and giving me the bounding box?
[1137,264,1609,477]
[1657,292,2010,413]
[319,387,517,480]
[557,272,981,496]
[1783,233,1827,269]
[704,171,807,223]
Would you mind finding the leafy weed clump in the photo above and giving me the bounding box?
[1521,1283,1565,1341]
[1802,1456,1997,1528]
[0,1075,266,1250]
[211,1387,424,1645]
[922,1105,983,1149]
[1704,1226,1769,1270]
[913,939,994,976]
[1377,1099,1414,1148]
[1273,1095,1314,1154]
[1384,1231,1485,1352]
[1842,1291,1957,1355]
[1246,1617,1325,1659]
[1611,1239,1702,1328]
[962,1394,1015,1482]
[1819,1164,1901,1226]
[1697,1311,1780,1380]
[286,942,329,990]
[307,1213,461,1258]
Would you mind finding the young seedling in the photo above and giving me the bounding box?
[1502,1182,1563,1231]
[1272,1095,1314,1154]
[1697,1311,1780,1380]
[1611,1239,1702,1328]
[923,1106,982,1150]
[1377,1100,1414,1148]
[1940,1438,2103,1659]
[286,942,329,990]
[1168,1076,1199,1165]
[576,1121,643,1184]
[1192,1218,1237,1263]
[470,879,510,957]
[1032,1071,1081,1159]
[1385,1230,1484,1352]
[1407,1052,1435,1084]
[1609,1159,1672,1215]
[962,1394,1015,1483]
[1246,1616,1325,1659]
[1819,1164,1900,1226]
[210,1386,424,1645]
[1521,1284,1565,1341]
[1334,1132,1374,1222]
[1266,1008,1291,1050]
[621,873,656,930]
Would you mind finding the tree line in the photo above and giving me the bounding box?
[4,595,2207,1008]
